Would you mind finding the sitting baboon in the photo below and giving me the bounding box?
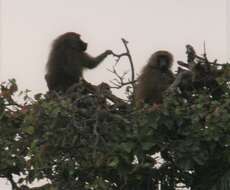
[45,32,113,93]
[135,51,175,107]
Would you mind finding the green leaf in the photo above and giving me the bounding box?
[23,126,35,135]
[108,157,119,167]
[142,142,154,151]
[120,142,134,153]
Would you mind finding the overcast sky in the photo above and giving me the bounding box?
[227,0,230,57]
[0,0,229,188]
[0,0,229,94]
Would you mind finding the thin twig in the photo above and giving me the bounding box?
[112,52,128,64]
[121,38,135,87]
[107,67,136,89]
[110,80,137,89]
[203,40,207,60]
[111,38,136,92]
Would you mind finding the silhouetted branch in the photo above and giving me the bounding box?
[67,80,125,106]
[107,67,136,89]
[112,52,128,64]
[168,44,226,97]
[121,38,135,84]
[112,38,136,92]
[186,44,225,66]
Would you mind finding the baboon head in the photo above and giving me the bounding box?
[148,51,173,71]
[52,32,88,52]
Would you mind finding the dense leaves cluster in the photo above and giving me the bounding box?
[0,54,230,190]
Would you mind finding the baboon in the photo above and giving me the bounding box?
[45,32,113,93]
[135,51,175,107]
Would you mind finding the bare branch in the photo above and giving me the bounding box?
[110,80,137,89]
[67,80,125,106]
[111,38,136,93]
[186,44,225,66]
[112,52,128,64]
[107,67,136,89]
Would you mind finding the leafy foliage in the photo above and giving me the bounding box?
[0,47,230,190]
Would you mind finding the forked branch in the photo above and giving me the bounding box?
[111,38,136,91]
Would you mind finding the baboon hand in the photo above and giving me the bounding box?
[105,50,114,56]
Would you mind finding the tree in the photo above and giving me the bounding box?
[0,43,230,190]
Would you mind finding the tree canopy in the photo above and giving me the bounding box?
[0,44,230,190]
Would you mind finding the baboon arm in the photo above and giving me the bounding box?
[83,51,109,69]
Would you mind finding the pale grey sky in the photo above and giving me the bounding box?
[0,0,229,188]
[227,0,230,58]
[0,0,229,94]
